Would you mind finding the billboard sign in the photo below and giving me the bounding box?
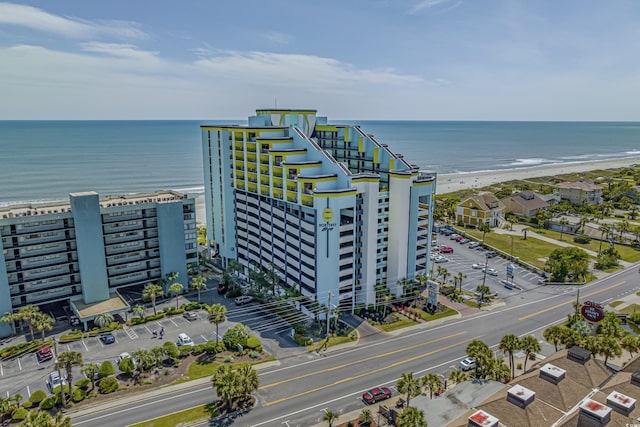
[581,301,605,323]
[427,280,439,307]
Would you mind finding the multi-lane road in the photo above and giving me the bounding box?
[67,264,640,427]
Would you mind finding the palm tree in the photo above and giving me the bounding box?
[32,311,54,340]
[237,365,259,402]
[323,410,339,427]
[475,285,490,307]
[520,335,541,373]
[559,326,580,349]
[94,312,114,328]
[456,272,466,293]
[17,409,71,427]
[542,325,564,352]
[1,305,41,340]
[448,369,468,386]
[499,334,521,379]
[621,335,640,358]
[598,223,611,254]
[359,409,373,427]
[558,217,569,241]
[207,304,227,343]
[132,304,146,319]
[169,282,184,309]
[159,271,179,291]
[421,373,442,399]
[597,336,622,365]
[142,283,164,316]
[599,312,625,339]
[396,406,427,427]
[56,350,83,405]
[82,362,100,390]
[486,358,511,383]
[212,365,241,411]
[190,276,208,302]
[466,339,492,379]
[478,221,491,244]
[397,372,421,406]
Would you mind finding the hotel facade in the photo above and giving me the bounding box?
[0,191,197,337]
[202,109,436,310]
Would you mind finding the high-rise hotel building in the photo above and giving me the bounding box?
[202,109,436,310]
[0,191,197,337]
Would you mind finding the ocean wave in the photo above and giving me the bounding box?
[504,158,553,167]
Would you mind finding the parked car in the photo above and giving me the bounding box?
[483,267,499,276]
[36,346,54,363]
[177,333,195,347]
[47,371,67,392]
[441,229,453,236]
[449,233,459,240]
[362,387,392,404]
[486,251,498,258]
[70,316,80,327]
[471,263,484,269]
[459,238,470,244]
[99,333,116,344]
[117,352,132,364]
[468,241,480,249]
[183,311,198,321]
[234,295,253,306]
[455,235,464,242]
[459,357,476,371]
[434,256,449,263]
[439,246,454,253]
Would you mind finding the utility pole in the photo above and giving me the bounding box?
[326,292,332,338]
[53,339,67,408]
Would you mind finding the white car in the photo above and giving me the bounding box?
[459,357,476,371]
[234,295,253,306]
[471,263,484,269]
[177,333,195,347]
[449,234,459,240]
[459,238,470,244]
[434,255,449,263]
[468,242,480,249]
[484,267,499,276]
[47,371,67,392]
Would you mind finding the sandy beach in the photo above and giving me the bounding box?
[194,157,640,225]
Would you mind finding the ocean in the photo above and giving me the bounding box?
[1,120,640,206]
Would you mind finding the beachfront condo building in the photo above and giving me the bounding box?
[201,109,436,311]
[0,191,197,337]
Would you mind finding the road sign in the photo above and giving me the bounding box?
[506,263,515,276]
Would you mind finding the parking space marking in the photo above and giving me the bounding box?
[168,318,178,327]
[17,358,22,371]
[26,385,30,398]
[82,340,89,352]
[200,334,208,343]
[0,362,3,376]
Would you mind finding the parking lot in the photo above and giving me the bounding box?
[432,232,549,298]
[0,282,297,400]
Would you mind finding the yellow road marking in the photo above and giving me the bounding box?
[262,334,483,407]
[261,331,466,389]
[518,281,625,321]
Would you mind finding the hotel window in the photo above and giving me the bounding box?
[303,183,313,195]
[274,156,283,166]
[288,168,298,179]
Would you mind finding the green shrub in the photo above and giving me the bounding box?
[75,377,91,390]
[99,360,116,378]
[249,351,260,359]
[204,341,219,355]
[39,397,56,410]
[630,312,640,325]
[163,341,179,359]
[573,235,591,244]
[223,324,249,350]
[246,335,262,351]
[29,389,47,404]
[73,387,86,402]
[98,377,119,394]
[21,401,32,409]
[118,357,135,375]
[178,346,192,358]
[223,356,234,363]
[11,407,28,421]
[226,286,242,298]
[293,334,308,346]
[192,343,206,355]
[183,302,208,311]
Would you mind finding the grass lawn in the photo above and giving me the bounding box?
[307,332,358,352]
[185,356,276,381]
[377,317,418,332]
[529,229,640,263]
[412,306,458,321]
[620,304,640,315]
[129,402,218,427]
[609,301,623,308]
[465,230,565,269]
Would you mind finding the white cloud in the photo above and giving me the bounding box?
[0,2,147,39]
[81,42,160,62]
[408,0,458,14]
[261,31,294,46]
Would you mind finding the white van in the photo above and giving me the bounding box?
[177,333,194,347]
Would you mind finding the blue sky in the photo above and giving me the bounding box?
[1,0,639,120]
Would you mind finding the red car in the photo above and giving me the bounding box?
[363,387,392,404]
[36,346,54,363]
[439,246,454,253]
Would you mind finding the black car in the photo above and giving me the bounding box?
[99,333,115,344]
[486,251,498,258]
